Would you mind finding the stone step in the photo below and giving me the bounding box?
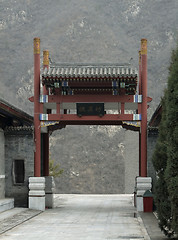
[0,198,14,213]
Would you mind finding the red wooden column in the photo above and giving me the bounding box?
[138,50,142,176]
[140,39,148,177]
[34,38,41,177]
[43,50,50,176]
[43,134,49,176]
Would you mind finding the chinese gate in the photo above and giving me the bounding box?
[30,38,151,180]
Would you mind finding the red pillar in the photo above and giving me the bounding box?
[43,134,49,176]
[140,39,148,177]
[34,38,41,177]
[139,50,142,176]
[43,50,50,176]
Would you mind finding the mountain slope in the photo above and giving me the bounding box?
[0,0,177,193]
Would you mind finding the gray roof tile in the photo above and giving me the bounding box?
[42,64,138,86]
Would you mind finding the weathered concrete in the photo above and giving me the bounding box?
[0,194,150,240]
[0,208,41,235]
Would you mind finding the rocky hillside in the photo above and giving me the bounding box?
[0,0,177,193]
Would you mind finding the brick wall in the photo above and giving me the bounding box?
[124,130,139,193]
[5,129,34,207]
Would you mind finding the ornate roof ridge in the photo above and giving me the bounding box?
[50,62,131,68]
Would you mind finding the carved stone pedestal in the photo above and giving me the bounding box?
[135,177,152,212]
[29,177,45,211]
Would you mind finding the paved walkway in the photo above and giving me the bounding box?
[0,194,156,240]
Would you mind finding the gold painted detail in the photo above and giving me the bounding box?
[34,38,40,54]
[41,121,59,127]
[43,50,49,66]
[123,121,140,128]
[141,39,147,55]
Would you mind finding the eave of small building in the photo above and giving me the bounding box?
[0,98,33,129]
[148,104,162,128]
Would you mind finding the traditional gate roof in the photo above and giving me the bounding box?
[42,63,137,78]
[42,63,138,96]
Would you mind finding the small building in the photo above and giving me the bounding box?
[0,98,33,210]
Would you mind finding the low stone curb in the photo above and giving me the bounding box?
[137,213,151,240]
[0,209,42,235]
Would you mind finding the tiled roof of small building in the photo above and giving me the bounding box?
[0,98,33,129]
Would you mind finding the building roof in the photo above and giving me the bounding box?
[42,63,138,79]
[42,63,138,96]
[148,104,162,128]
[147,104,162,136]
[0,98,33,129]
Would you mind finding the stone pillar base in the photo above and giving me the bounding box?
[29,196,45,211]
[136,196,143,211]
[45,193,53,208]
[45,176,55,208]
[29,177,45,211]
[135,177,152,212]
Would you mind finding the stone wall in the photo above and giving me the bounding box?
[0,128,5,199]
[5,129,34,207]
[124,130,139,193]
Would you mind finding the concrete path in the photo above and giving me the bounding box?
[0,194,150,240]
[0,208,41,235]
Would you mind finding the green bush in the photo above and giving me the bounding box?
[49,159,63,178]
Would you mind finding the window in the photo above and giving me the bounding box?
[13,160,25,184]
